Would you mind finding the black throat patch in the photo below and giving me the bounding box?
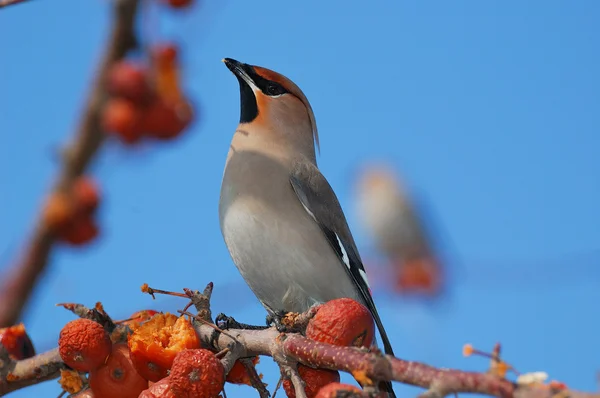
[237,74,258,124]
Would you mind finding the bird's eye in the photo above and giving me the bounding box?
[266,82,285,96]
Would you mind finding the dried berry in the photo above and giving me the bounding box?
[170,349,225,398]
[59,319,111,372]
[306,298,374,348]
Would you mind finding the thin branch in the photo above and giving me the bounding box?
[0,0,141,328]
[281,364,307,398]
[240,357,270,398]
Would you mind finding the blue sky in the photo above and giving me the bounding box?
[1,1,599,396]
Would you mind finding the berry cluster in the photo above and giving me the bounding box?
[42,177,101,246]
[102,44,194,145]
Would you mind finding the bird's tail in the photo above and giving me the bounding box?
[370,303,396,397]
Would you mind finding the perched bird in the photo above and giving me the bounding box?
[355,164,442,296]
[219,58,396,396]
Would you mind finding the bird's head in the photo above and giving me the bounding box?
[223,58,320,155]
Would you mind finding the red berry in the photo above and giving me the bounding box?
[169,349,225,398]
[59,319,112,372]
[306,298,374,348]
[102,98,144,144]
[142,98,193,140]
[283,365,340,398]
[107,61,151,104]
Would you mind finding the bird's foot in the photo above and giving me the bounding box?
[215,313,268,331]
[266,310,301,333]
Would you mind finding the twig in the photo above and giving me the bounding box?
[272,376,284,398]
[240,357,269,398]
[0,0,141,328]
[56,303,116,333]
[281,364,307,398]
[184,282,213,322]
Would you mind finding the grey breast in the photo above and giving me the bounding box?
[219,150,361,313]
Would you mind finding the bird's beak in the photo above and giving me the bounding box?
[223,58,256,88]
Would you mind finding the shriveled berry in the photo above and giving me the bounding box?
[170,349,225,398]
[306,298,374,348]
[59,319,111,372]
[283,365,340,398]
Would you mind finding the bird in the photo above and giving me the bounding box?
[219,58,396,396]
[355,164,442,296]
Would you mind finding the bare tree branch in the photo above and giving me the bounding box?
[1,289,598,398]
[0,348,64,396]
[0,0,141,327]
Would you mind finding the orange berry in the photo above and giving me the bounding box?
[283,365,340,398]
[128,313,200,382]
[102,98,144,144]
[315,382,363,398]
[89,343,148,398]
[141,98,193,140]
[72,177,100,213]
[0,323,35,360]
[59,319,112,372]
[225,356,260,385]
[107,61,152,104]
[462,344,474,357]
[306,298,374,348]
[42,192,75,231]
[138,377,175,398]
[170,349,225,398]
[58,214,99,246]
[150,43,185,103]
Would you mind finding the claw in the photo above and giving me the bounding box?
[215,313,269,331]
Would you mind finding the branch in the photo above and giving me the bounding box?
[0,0,141,327]
[240,357,270,398]
[2,286,597,398]
[0,348,64,396]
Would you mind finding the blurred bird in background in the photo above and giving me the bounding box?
[355,163,443,297]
